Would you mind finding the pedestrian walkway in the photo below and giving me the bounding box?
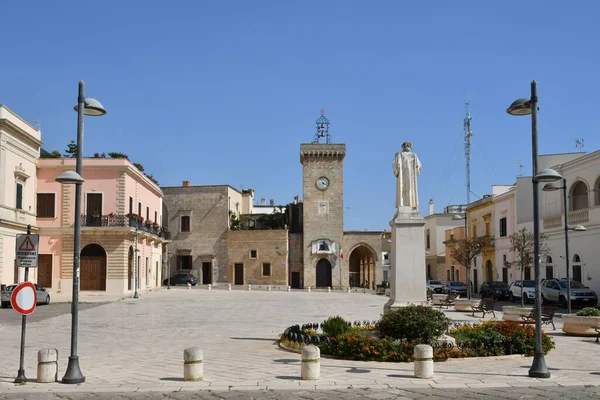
[0,289,598,394]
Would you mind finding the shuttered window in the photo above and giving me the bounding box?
[16,183,24,210]
[37,193,55,218]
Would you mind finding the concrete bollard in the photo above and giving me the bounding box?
[183,347,203,381]
[287,286,291,292]
[228,284,232,291]
[267,285,271,291]
[347,287,351,293]
[207,284,212,290]
[327,287,331,293]
[414,344,434,379]
[247,284,252,291]
[187,282,192,290]
[37,348,58,383]
[307,286,311,293]
[301,344,320,380]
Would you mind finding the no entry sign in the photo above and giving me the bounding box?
[10,282,37,316]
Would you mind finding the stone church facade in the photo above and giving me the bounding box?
[161,113,386,290]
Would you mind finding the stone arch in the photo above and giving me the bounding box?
[80,243,107,291]
[569,180,589,211]
[315,258,332,288]
[348,244,377,289]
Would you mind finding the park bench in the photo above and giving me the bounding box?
[438,293,458,309]
[471,298,496,318]
[520,305,557,330]
[593,326,600,343]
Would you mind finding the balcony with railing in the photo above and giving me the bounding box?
[543,208,590,230]
[80,213,171,239]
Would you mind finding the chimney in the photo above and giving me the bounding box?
[183,180,190,187]
[269,199,274,206]
[260,198,266,205]
[429,199,434,215]
[293,195,299,205]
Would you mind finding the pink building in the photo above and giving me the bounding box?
[36,158,168,296]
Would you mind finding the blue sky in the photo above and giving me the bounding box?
[2,1,599,230]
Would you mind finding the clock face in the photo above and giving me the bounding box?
[316,176,330,191]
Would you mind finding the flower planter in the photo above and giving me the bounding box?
[432,294,458,306]
[562,314,600,336]
[454,299,481,312]
[502,306,533,322]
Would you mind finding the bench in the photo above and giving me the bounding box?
[593,326,600,343]
[520,306,557,330]
[438,293,458,309]
[472,299,496,318]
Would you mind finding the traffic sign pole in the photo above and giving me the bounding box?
[14,224,32,384]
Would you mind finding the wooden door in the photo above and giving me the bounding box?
[38,254,53,288]
[291,272,300,289]
[202,262,212,284]
[86,193,103,226]
[316,259,332,288]
[81,256,106,290]
[234,263,244,285]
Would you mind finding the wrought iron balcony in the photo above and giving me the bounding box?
[80,214,170,239]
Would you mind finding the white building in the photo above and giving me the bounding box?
[0,106,41,286]
[493,186,517,283]
[540,150,600,294]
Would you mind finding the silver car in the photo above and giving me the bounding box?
[541,279,598,308]
[1,283,51,308]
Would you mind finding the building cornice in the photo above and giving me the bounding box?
[300,143,346,164]
[0,119,43,148]
[0,219,39,231]
[553,149,600,171]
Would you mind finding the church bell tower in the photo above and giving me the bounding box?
[300,110,346,288]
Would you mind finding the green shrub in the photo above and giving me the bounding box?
[376,305,451,344]
[322,316,350,337]
[576,307,600,317]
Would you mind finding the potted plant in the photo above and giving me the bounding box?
[563,307,600,336]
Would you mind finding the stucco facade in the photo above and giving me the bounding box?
[467,195,495,290]
[424,210,464,282]
[0,106,41,286]
[36,158,167,296]
[493,187,517,284]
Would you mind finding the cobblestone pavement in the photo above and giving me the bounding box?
[2,386,600,399]
[1,288,600,394]
[0,302,108,327]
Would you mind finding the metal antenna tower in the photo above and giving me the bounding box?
[517,160,524,176]
[464,101,473,205]
[313,109,331,144]
[575,138,584,151]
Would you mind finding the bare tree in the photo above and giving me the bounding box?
[506,227,548,307]
[444,234,491,299]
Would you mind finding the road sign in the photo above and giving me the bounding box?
[15,234,39,268]
[10,282,37,316]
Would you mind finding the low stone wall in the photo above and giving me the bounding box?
[562,314,600,336]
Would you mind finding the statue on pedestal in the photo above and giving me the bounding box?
[393,141,421,211]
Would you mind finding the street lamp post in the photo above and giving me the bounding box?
[55,81,106,384]
[507,80,561,379]
[542,178,587,315]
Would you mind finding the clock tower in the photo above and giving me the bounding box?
[300,111,346,288]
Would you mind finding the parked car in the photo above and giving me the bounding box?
[163,273,198,286]
[479,281,510,300]
[541,278,598,307]
[1,283,51,308]
[426,280,444,293]
[443,281,467,296]
[508,280,535,303]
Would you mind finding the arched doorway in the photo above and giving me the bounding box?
[485,260,493,282]
[128,246,134,290]
[315,258,332,288]
[573,254,583,283]
[80,244,107,291]
[348,245,376,288]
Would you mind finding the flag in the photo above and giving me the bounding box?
[340,246,344,260]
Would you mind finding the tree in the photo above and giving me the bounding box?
[40,148,61,158]
[63,140,77,158]
[107,152,129,159]
[133,163,145,172]
[506,227,548,307]
[444,234,491,299]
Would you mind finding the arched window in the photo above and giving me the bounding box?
[570,181,589,211]
[595,176,600,206]
[572,254,582,283]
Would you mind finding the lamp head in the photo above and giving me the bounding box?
[571,225,587,232]
[534,168,563,183]
[542,181,562,192]
[74,98,107,116]
[506,98,532,116]
[452,214,464,221]
[55,170,84,185]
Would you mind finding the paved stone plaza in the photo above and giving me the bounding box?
[1,288,600,396]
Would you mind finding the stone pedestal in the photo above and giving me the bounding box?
[384,208,427,314]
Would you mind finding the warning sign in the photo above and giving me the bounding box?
[15,234,39,268]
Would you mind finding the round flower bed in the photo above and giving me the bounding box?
[280,306,555,362]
